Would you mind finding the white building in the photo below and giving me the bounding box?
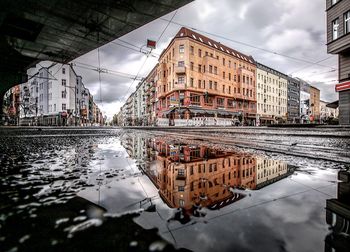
[19,61,93,126]
[299,79,310,123]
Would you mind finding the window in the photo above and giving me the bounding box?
[198,49,202,57]
[190,62,194,70]
[48,93,52,100]
[54,104,56,111]
[178,169,185,176]
[62,103,66,110]
[190,46,194,55]
[178,76,185,84]
[178,186,185,192]
[179,44,184,53]
[214,66,217,74]
[214,82,218,90]
[345,11,350,34]
[178,61,184,67]
[222,85,225,93]
[62,91,66,98]
[179,199,185,207]
[198,64,202,72]
[190,78,194,87]
[228,99,234,107]
[204,95,213,104]
[217,98,224,107]
[333,18,339,40]
[209,80,213,89]
[223,58,225,66]
[190,93,200,104]
[198,80,202,88]
[223,71,225,79]
[209,65,213,73]
[62,68,65,74]
[229,73,231,81]
[62,79,66,86]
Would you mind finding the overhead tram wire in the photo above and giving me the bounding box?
[111,34,337,81]
[158,17,337,70]
[71,61,143,81]
[288,56,336,75]
[124,10,178,97]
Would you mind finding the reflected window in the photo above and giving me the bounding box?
[179,199,185,207]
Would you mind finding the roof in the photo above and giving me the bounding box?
[309,85,320,91]
[256,62,288,79]
[162,27,255,64]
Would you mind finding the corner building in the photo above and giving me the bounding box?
[156,27,257,126]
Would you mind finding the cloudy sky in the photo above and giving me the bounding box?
[73,0,338,120]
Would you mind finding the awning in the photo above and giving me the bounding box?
[259,117,274,120]
[217,110,230,116]
[326,100,339,109]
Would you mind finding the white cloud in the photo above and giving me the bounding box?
[73,0,337,120]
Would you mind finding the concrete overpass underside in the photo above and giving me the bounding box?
[0,0,192,96]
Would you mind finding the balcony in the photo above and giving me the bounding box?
[176,173,186,180]
[175,66,186,74]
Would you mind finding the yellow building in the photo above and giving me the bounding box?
[256,63,288,125]
[309,86,320,122]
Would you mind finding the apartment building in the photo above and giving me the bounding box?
[2,85,20,125]
[299,79,311,122]
[155,27,257,126]
[326,0,350,124]
[121,135,295,215]
[256,63,288,125]
[287,77,301,122]
[17,61,103,126]
[320,100,339,122]
[309,86,321,122]
[255,158,290,189]
[144,65,158,125]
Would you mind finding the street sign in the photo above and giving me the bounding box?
[335,81,350,92]
[147,39,156,49]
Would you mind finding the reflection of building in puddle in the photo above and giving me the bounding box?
[256,158,293,189]
[325,170,350,251]
[122,136,294,217]
[122,134,147,161]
